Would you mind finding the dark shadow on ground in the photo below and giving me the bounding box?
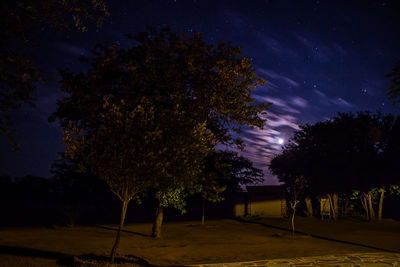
[0,245,74,266]
[93,224,151,237]
[75,253,154,266]
[237,217,400,254]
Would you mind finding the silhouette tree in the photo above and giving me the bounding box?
[0,0,108,148]
[197,151,262,224]
[386,60,400,104]
[51,27,270,238]
[270,112,395,220]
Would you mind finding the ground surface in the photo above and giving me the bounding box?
[0,218,399,266]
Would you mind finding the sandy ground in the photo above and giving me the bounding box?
[0,218,398,266]
[245,216,400,253]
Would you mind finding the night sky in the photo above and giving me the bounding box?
[1,0,399,184]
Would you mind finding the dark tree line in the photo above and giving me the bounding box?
[270,111,400,221]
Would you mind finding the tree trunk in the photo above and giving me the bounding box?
[328,194,336,220]
[333,193,339,219]
[305,196,313,217]
[110,198,129,263]
[368,192,376,221]
[361,194,369,220]
[201,199,205,225]
[290,201,299,235]
[378,190,384,220]
[152,204,164,238]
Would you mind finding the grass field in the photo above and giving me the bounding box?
[0,218,399,266]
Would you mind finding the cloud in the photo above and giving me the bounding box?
[314,89,326,97]
[56,42,88,56]
[290,96,308,108]
[332,97,353,108]
[231,109,299,185]
[257,68,300,88]
[313,89,354,108]
[221,10,249,32]
[295,34,347,62]
[257,33,298,58]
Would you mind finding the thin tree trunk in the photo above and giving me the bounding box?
[110,198,129,263]
[378,190,384,220]
[328,194,335,220]
[333,193,339,219]
[305,196,313,217]
[152,204,164,238]
[361,194,369,220]
[368,192,376,221]
[291,201,299,235]
[201,199,205,225]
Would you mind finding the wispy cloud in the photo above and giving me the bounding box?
[332,97,353,108]
[314,89,326,97]
[314,89,354,108]
[234,109,300,184]
[56,42,88,56]
[290,96,308,108]
[256,33,299,58]
[257,68,300,88]
[295,34,347,62]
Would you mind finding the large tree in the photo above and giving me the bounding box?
[0,0,108,148]
[51,27,270,238]
[64,95,213,261]
[270,112,395,220]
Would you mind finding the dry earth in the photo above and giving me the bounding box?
[0,218,398,266]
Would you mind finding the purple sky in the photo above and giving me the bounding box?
[1,0,399,184]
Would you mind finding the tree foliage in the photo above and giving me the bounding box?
[198,150,263,201]
[386,60,400,104]
[270,111,398,220]
[196,150,262,224]
[51,27,269,237]
[0,0,108,148]
[53,27,268,245]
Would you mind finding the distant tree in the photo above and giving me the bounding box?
[197,151,263,224]
[51,27,270,238]
[386,60,400,104]
[270,112,395,220]
[51,156,111,203]
[0,0,108,149]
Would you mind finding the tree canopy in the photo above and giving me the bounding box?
[199,150,263,201]
[0,0,108,148]
[270,111,395,196]
[387,60,400,104]
[50,27,270,146]
[270,111,399,220]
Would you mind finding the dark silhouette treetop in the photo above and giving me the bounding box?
[387,60,400,105]
[198,150,263,202]
[0,0,109,148]
[270,112,395,196]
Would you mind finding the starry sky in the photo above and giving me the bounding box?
[1,0,399,184]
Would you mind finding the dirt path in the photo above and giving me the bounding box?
[192,252,400,267]
[242,217,400,253]
[0,219,384,266]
